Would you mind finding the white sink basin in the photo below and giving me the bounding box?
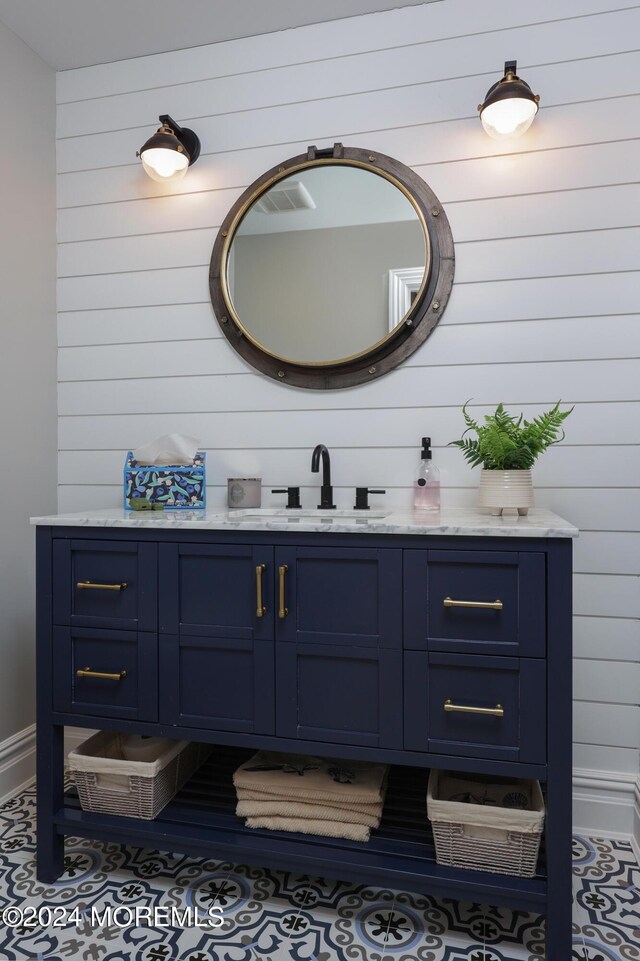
[229,509,389,522]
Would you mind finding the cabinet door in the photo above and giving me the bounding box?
[276,644,402,748]
[404,651,546,763]
[404,550,545,657]
[275,546,401,648]
[274,546,403,748]
[52,626,157,722]
[53,539,157,631]
[158,544,274,734]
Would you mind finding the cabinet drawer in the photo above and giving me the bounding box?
[404,652,546,763]
[404,550,545,657]
[52,626,157,721]
[53,540,157,631]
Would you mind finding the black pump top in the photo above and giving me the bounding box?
[421,437,432,460]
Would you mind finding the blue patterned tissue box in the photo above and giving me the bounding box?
[124,451,206,510]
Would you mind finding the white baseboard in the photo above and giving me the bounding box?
[573,768,640,844]
[0,724,98,804]
[631,779,640,864]
[0,724,36,805]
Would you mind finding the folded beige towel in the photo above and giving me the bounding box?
[235,787,382,818]
[246,816,370,842]
[236,799,381,828]
[234,751,388,804]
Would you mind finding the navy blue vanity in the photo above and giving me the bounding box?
[33,507,576,960]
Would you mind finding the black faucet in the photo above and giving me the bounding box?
[311,444,336,509]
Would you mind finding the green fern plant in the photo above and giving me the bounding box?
[450,401,573,470]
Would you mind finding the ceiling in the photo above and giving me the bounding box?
[238,166,419,234]
[0,0,432,71]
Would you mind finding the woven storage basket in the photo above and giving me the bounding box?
[68,731,210,820]
[427,770,545,878]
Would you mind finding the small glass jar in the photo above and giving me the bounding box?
[227,477,262,509]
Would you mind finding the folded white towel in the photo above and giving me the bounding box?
[236,798,381,828]
[245,816,371,842]
[234,751,388,804]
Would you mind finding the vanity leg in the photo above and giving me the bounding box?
[545,769,573,960]
[544,539,573,961]
[36,722,65,882]
[35,527,65,882]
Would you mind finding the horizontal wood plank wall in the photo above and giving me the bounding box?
[56,0,640,779]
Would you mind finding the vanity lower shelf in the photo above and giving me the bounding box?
[56,744,547,913]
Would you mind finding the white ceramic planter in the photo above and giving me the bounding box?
[477,469,534,516]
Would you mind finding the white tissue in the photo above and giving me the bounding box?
[133,433,200,466]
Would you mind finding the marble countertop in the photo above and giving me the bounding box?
[30,507,578,538]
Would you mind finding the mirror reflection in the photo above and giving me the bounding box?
[226,165,428,365]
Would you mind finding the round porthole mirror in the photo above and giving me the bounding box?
[209,144,454,389]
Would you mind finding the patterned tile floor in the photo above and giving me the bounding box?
[0,783,638,960]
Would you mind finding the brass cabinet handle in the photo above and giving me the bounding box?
[278,564,288,619]
[255,564,266,617]
[444,699,504,717]
[76,580,128,592]
[76,666,127,681]
[443,597,503,611]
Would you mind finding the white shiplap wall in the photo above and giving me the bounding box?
[56,1,640,793]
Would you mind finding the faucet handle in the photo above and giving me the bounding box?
[272,487,302,509]
[354,488,386,510]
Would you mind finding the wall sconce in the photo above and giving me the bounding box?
[478,61,540,139]
[137,114,201,183]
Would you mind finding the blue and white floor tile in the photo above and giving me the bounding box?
[1,786,638,960]
[571,835,640,960]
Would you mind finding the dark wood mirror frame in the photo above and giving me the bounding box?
[209,143,455,390]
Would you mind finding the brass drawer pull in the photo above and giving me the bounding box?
[256,564,266,617]
[443,597,503,611]
[444,699,504,717]
[76,666,127,681]
[278,564,288,619]
[76,580,128,592]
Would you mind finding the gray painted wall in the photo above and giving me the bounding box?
[0,20,56,743]
[232,221,425,361]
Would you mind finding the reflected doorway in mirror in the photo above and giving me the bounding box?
[388,267,425,332]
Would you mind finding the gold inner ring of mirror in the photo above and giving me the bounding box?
[220,158,432,368]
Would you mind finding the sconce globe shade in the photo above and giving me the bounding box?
[479,62,539,139]
[140,147,189,183]
[480,97,538,139]
[138,115,201,183]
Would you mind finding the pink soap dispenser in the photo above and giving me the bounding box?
[413,437,440,511]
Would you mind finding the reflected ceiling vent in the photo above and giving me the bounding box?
[256,180,316,213]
